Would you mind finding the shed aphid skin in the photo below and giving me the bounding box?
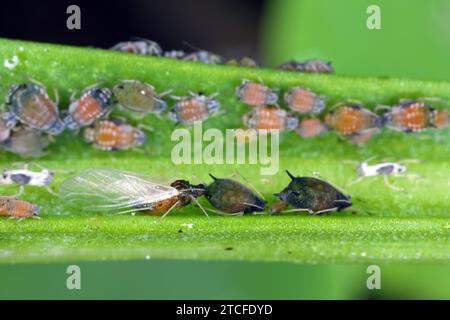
[168,92,221,125]
[378,99,436,132]
[204,173,266,215]
[110,38,163,56]
[278,59,334,74]
[0,127,51,158]
[59,168,208,221]
[296,118,328,138]
[83,119,147,151]
[0,111,17,141]
[64,87,113,130]
[236,79,279,106]
[243,105,298,131]
[271,171,352,215]
[0,196,40,220]
[284,86,326,114]
[346,158,420,191]
[5,83,64,135]
[325,102,380,143]
[112,80,168,115]
[0,163,57,196]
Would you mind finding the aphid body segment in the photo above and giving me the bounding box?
[83,119,146,151]
[6,83,64,135]
[0,196,39,219]
[60,169,207,218]
[111,39,163,56]
[296,118,327,138]
[168,93,220,125]
[0,127,51,157]
[273,171,351,215]
[113,80,167,114]
[236,80,278,106]
[381,100,435,132]
[432,109,449,128]
[243,106,298,131]
[204,174,266,214]
[325,104,379,136]
[284,86,325,114]
[278,59,334,74]
[0,112,17,141]
[64,88,113,130]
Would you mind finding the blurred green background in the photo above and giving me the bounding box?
[1,0,449,300]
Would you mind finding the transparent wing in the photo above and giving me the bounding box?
[60,168,180,212]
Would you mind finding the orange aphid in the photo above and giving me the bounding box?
[236,80,278,106]
[243,106,298,131]
[0,196,39,219]
[325,104,378,136]
[284,87,325,114]
[296,118,327,138]
[83,119,146,151]
[383,101,435,132]
[168,93,220,125]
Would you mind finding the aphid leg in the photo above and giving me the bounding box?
[205,208,244,216]
[311,207,339,215]
[53,89,60,105]
[397,159,421,164]
[347,176,365,186]
[189,195,210,220]
[137,124,154,132]
[27,76,45,87]
[69,90,78,102]
[157,200,180,223]
[46,186,59,197]
[159,89,173,98]
[11,185,25,197]
[278,208,314,215]
[384,175,403,191]
[230,171,265,200]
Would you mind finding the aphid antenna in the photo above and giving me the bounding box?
[383,175,404,191]
[169,94,184,101]
[157,200,180,223]
[397,159,421,164]
[159,89,173,98]
[205,207,244,216]
[21,74,45,88]
[242,202,265,210]
[137,124,154,132]
[230,170,266,200]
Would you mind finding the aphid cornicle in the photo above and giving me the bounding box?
[325,103,380,139]
[284,86,326,114]
[60,168,208,219]
[272,171,352,215]
[0,111,17,141]
[236,80,278,106]
[168,93,220,125]
[296,118,328,138]
[64,87,113,130]
[111,39,163,56]
[0,196,40,219]
[6,83,64,135]
[380,100,436,132]
[0,127,51,158]
[0,163,56,196]
[278,59,334,74]
[112,80,167,115]
[83,119,146,151]
[204,174,266,214]
[243,106,299,131]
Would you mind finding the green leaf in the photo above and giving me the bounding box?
[0,38,449,266]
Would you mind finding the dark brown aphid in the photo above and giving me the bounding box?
[0,196,40,219]
[243,106,298,131]
[204,174,266,214]
[296,118,327,138]
[284,86,326,114]
[325,103,379,139]
[236,80,278,106]
[272,171,351,215]
[112,80,167,115]
[0,112,17,141]
[6,83,64,135]
[168,93,220,125]
[111,39,163,56]
[64,87,113,130]
[1,127,51,157]
[83,119,146,151]
[381,100,437,132]
[278,59,334,74]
